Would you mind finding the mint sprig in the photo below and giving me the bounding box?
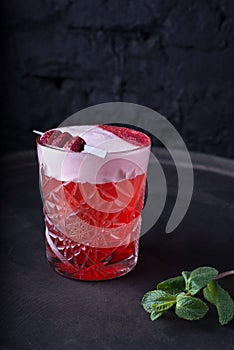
[141,266,234,325]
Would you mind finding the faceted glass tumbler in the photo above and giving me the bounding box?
[36,137,150,280]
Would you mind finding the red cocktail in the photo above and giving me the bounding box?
[37,125,151,280]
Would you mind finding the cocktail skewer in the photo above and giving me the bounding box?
[33,130,107,158]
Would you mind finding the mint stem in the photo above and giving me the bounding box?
[215,270,234,281]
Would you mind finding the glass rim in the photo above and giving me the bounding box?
[36,136,151,156]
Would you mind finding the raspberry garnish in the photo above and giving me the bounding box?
[40,130,62,145]
[49,130,62,144]
[64,136,86,152]
[51,132,72,147]
[40,129,86,152]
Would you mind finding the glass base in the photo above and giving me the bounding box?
[45,228,139,281]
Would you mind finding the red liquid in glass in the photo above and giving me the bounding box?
[42,172,146,280]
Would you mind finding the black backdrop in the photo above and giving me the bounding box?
[1,0,234,158]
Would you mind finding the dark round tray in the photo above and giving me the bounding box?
[1,149,234,350]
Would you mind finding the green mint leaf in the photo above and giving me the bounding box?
[157,276,185,295]
[175,295,209,320]
[182,271,191,291]
[150,311,164,321]
[187,266,218,295]
[142,290,176,314]
[203,280,234,326]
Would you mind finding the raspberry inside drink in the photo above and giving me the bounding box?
[37,125,151,280]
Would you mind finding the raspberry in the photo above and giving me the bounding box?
[64,136,86,152]
[51,132,72,147]
[40,130,62,145]
[40,130,54,144]
[49,130,62,144]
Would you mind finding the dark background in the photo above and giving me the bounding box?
[1,0,234,158]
